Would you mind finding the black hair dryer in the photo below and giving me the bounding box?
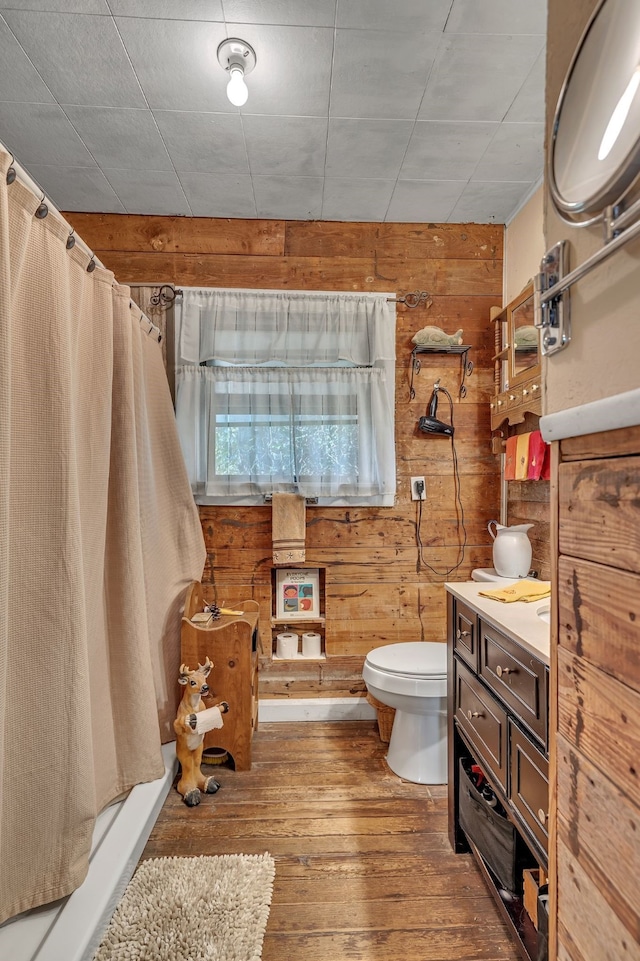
[418,382,454,437]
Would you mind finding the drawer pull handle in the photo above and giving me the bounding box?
[456,629,471,639]
[538,808,548,824]
[466,710,483,720]
[496,665,513,677]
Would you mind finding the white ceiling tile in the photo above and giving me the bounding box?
[322,178,394,222]
[64,105,173,170]
[336,0,451,33]
[400,121,499,182]
[326,119,413,179]
[25,163,125,212]
[180,171,257,217]
[108,0,224,19]
[223,0,336,27]
[224,22,333,117]
[116,18,229,112]
[0,1,109,11]
[252,175,323,219]
[0,1,548,223]
[449,180,532,222]
[331,28,437,120]
[243,115,327,177]
[504,50,546,123]
[103,167,191,214]
[445,0,546,35]
[0,15,54,102]
[153,111,248,174]
[3,10,146,107]
[0,101,95,165]
[419,34,544,122]
[386,180,466,223]
[472,123,544,182]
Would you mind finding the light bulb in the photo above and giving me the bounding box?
[227,65,248,106]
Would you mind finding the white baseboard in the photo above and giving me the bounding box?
[259,696,377,722]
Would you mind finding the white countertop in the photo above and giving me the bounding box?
[541,385,640,441]
[445,580,550,666]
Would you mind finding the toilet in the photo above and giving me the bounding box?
[362,641,447,784]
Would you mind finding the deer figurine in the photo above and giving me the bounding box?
[174,657,229,807]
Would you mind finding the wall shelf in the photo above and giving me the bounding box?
[409,344,474,400]
[271,617,325,626]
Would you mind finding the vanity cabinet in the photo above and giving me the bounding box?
[447,586,549,961]
[491,283,542,431]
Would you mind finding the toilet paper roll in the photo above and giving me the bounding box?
[276,632,299,658]
[194,706,224,735]
[302,632,322,658]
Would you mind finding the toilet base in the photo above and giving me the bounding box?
[385,707,447,784]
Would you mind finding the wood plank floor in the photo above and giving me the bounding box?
[142,720,520,961]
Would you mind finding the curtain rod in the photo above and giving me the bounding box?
[5,151,104,270]
[135,285,430,309]
[388,290,430,308]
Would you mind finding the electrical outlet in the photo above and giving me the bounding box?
[411,476,426,501]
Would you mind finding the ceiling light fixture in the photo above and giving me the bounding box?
[217,38,256,107]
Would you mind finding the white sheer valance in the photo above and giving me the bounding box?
[177,287,394,367]
[175,287,396,506]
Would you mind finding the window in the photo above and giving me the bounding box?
[175,288,396,506]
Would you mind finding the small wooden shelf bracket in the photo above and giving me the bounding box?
[410,345,474,400]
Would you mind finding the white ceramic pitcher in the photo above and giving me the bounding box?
[487,521,533,578]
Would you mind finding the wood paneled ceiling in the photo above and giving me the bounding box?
[0,0,546,223]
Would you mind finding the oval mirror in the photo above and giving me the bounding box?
[550,0,640,219]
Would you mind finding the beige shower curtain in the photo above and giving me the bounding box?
[0,148,205,924]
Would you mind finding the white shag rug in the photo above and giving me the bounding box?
[94,854,276,961]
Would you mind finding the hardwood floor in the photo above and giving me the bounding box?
[142,720,520,961]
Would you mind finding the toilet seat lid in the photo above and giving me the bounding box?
[365,642,446,678]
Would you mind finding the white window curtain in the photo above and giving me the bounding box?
[175,288,396,506]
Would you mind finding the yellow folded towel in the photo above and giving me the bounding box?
[272,492,306,564]
[515,432,531,479]
[479,579,551,603]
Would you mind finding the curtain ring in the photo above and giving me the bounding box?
[35,193,48,219]
[66,229,76,250]
[86,255,96,273]
[6,155,16,185]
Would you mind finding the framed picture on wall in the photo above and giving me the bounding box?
[275,568,320,619]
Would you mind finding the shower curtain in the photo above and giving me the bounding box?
[0,147,206,924]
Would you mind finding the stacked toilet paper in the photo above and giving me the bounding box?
[276,632,299,658]
[276,632,323,658]
[302,632,322,658]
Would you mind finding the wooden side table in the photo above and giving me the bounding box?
[180,581,259,771]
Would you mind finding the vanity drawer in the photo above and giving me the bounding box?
[455,659,508,791]
[453,600,479,673]
[509,720,549,855]
[480,622,547,744]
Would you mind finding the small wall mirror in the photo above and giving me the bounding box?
[550,0,640,220]
[508,284,538,387]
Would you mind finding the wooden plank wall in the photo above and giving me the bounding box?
[553,425,640,961]
[67,213,503,698]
